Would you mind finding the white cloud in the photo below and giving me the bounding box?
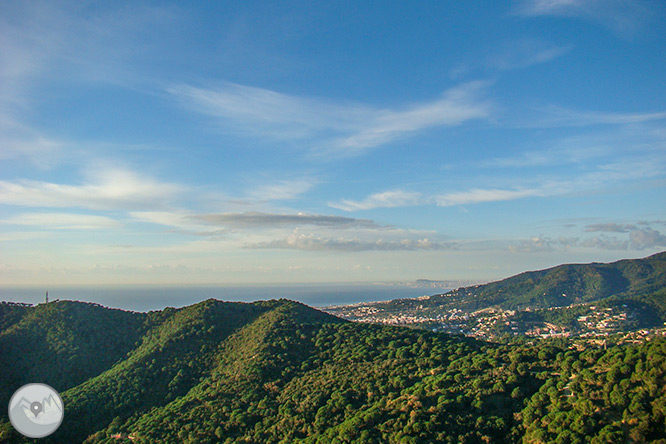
[509,236,556,253]
[329,190,423,211]
[580,235,629,250]
[1,212,121,230]
[435,188,542,207]
[629,228,666,250]
[508,234,623,253]
[168,81,491,156]
[0,168,183,211]
[332,143,666,212]
[330,187,541,211]
[330,82,492,153]
[168,82,371,139]
[509,224,666,253]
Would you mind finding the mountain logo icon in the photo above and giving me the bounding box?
[8,383,64,438]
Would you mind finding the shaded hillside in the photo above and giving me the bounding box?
[0,301,147,409]
[0,302,31,331]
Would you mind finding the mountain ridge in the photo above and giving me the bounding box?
[326,252,666,337]
[0,298,346,443]
[436,251,666,310]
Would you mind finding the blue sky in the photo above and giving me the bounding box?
[1,0,665,286]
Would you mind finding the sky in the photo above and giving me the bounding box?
[1,0,665,287]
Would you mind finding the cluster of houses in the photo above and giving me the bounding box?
[328,299,666,342]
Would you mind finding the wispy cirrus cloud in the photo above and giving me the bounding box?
[514,0,662,37]
[484,122,666,184]
[0,2,177,96]
[487,40,571,71]
[330,187,542,211]
[168,81,491,156]
[1,212,121,230]
[0,117,65,168]
[515,0,603,16]
[523,106,666,128]
[0,3,178,169]
[331,82,492,153]
[453,39,570,78]
[485,145,606,168]
[331,152,666,212]
[435,188,542,207]
[329,190,423,212]
[0,167,183,211]
[0,2,65,109]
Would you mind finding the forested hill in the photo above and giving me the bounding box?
[328,252,666,333]
[0,299,342,443]
[451,251,666,310]
[2,297,666,443]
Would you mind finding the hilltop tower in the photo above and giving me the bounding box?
[45,291,49,304]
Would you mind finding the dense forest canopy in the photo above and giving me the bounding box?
[1,254,666,443]
[1,296,665,443]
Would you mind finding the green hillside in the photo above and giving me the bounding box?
[425,251,666,311]
[0,300,147,408]
[1,298,666,443]
[461,251,665,309]
[328,252,666,336]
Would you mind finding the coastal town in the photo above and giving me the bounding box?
[325,297,666,342]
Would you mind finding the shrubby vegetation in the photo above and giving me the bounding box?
[1,298,665,443]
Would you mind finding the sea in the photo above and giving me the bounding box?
[0,284,444,313]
